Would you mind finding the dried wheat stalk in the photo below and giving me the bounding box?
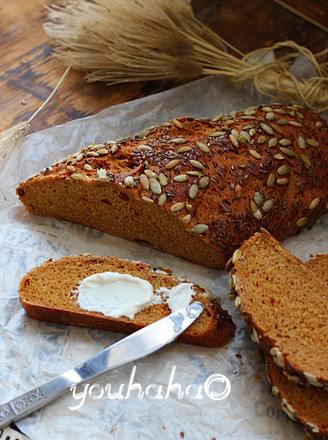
[44,0,328,111]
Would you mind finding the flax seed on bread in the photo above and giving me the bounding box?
[230,229,328,387]
[16,104,328,269]
[19,254,235,348]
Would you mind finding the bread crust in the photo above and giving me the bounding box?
[19,254,235,348]
[16,104,328,269]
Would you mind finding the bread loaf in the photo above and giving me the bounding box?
[16,104,328,269]
[19,254,235,348]
[229,229,328,387]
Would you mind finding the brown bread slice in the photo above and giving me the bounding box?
[266,356,328,440]
[264,257,328,440]
[16,104,328,269]
[19,254,235,348]
[230,229,328,386]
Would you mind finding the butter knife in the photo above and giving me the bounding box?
[0,302,203,429]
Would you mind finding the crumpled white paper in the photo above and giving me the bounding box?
[1,75,327,440]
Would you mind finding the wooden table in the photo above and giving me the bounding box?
[0,0,327,134]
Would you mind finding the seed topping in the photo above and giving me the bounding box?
[305,139,319,147]
[309,197,320,210]
[170,202,185,212]
[173,119,183,128]
[249,150,261,159]
[140,174,149,190]
[174,174,189,182]
[199,176,210,188]
[149,177,162,195]
[209,131,226,137]
[297,217,308,227]
[279,139,291,146]
[182,214,191,224]
[97,148,108,155]
[158,193,167,206]
[166,159,180,169]
[280,147,296,157]
[263,200,274,211]
[138,144,153,151]
[300,154,312,166]
[177,146,192,154]
[172,138,187,144]
[124,176,134,187]
[254,192,263,206]
[71,173,84,181]
[229,134,239,147]
[191,224,209,234]
[240,130,251,142]
[196,141,210,153]
[235,185,242,199]
[260,123,274,134]
[159,173,168,186]
[189,184,199,199]
[277,165,290,175]
[267,172,275,187]
[190,160,204,170]
[265,112,275,121]
[298,136,306,149]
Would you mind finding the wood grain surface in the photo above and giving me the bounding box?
[0,0,327,134]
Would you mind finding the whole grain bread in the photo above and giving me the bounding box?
[19,254,235,348]
[263,255,328,440]
[16,104,328,269]
[230,229,328,387]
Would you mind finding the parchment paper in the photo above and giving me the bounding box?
[1,75,327,440]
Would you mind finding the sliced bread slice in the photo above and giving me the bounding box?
[230,229,328,386]
[264,255,328,440]
[19,254,235,348]
[266,356,328,440]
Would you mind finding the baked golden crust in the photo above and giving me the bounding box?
[17,104,328,268]
[19,254,235,348]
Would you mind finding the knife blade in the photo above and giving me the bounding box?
[0,301,203,429]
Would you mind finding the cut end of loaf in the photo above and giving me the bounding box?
[19,254,235,348]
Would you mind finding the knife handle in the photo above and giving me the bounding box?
[0,386,46,429]
[0,373,72,430]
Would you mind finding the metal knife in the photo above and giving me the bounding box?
[0,302,203,429]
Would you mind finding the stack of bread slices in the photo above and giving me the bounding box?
[228,229,328,439]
